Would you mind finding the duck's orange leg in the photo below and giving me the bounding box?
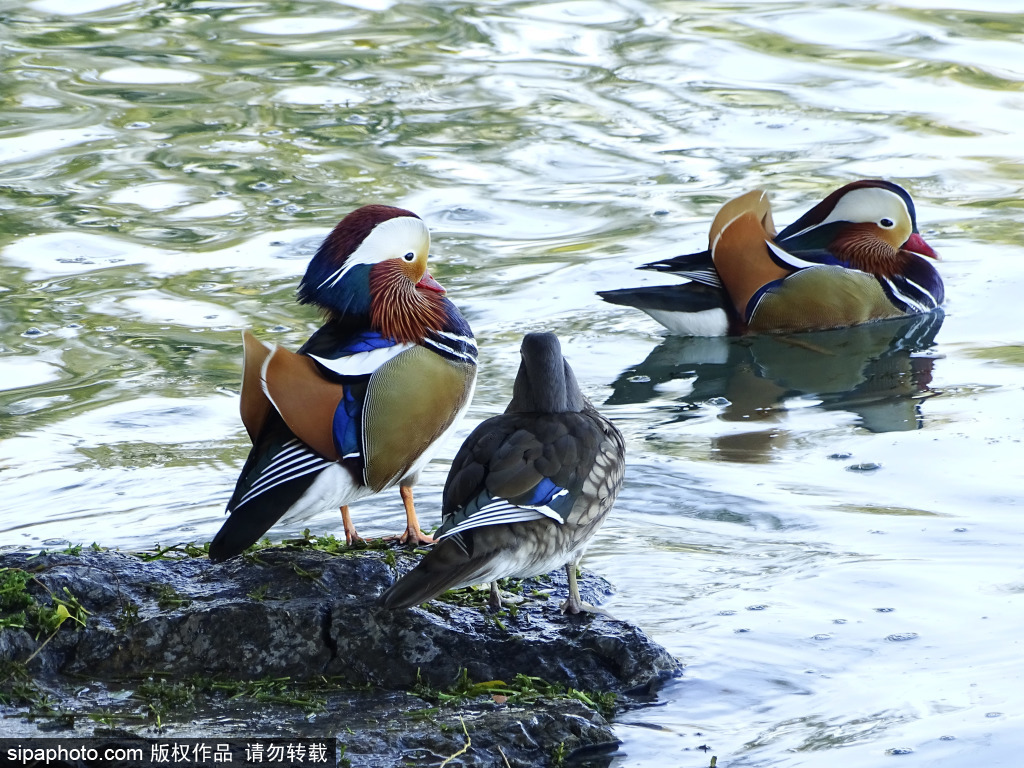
[340,505,366,546]
[398,486,434,546]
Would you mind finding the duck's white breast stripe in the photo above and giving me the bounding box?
[901,276,939,308]
[434,330,477,349]
[422,337,477,363]
[884,278,930,312]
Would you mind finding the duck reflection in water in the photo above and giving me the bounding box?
[607,310,944,459]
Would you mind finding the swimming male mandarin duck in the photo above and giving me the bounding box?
[599,180,944,336]
[381,332,625,614]
[208,205,477,562]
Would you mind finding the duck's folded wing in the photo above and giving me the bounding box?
[436,417,595,550]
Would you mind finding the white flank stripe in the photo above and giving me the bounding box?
[310,343,414,377]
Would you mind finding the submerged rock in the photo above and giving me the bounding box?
[0,547,680,766]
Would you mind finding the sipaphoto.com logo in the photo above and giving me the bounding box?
[7,742,143,764]
[0,737,337,766]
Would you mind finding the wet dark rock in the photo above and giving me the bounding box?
[0,548,680,766]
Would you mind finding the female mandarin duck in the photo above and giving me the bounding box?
[599,180,944,336]
[381,332,625,614]
[208,205,477,562]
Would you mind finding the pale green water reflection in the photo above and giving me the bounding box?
[2,1,1024,765]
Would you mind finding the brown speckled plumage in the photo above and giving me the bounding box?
[381,332,625,614]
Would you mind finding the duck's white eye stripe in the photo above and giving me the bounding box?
[318,216,429,289]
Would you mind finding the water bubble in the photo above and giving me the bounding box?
[939,736,956,741]
[886,632,918,642]
[746,604,767,611]
[269,198,286,206]
[707,397,731,407]
[22,327,45,337]
[812,634,831,641]
[126,121,151,129]
[282,204,302,214]
[985,712,1003,718]
[875,607,895,613]
[734,628,751,634]
[627,375,650,383]
[251,181,272,191]
[953,527,968,533]
[886,747,914,755]
[847,462,882,472]
[717,610,736,616]
[832,618,847,624]
[827,452,852,460]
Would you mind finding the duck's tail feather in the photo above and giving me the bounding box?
[380,537,495,610]
[598,281,727,313]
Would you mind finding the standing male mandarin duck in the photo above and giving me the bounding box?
[208,205,477,562]
[599,180,944,336]
[381,332,625,614]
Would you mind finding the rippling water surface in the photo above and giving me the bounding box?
[2,0,1024,764]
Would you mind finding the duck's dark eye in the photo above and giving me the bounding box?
[403,252,416,262]
[880,218,895,228]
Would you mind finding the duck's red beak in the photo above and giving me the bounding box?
[905,232,939,260]
[416,271,446,294]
